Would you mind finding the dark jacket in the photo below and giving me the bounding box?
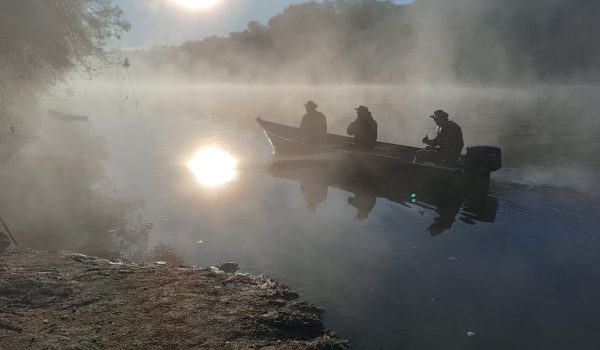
[347,114,378,149]
[424,120,464,161]
[299,111,327,143]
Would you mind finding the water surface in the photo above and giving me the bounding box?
[2,84,600,349]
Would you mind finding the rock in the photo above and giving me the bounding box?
[214,262,239,273]
[68,253,94,262]
[209,266,225,274]
[274,289,299,301]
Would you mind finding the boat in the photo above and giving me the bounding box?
[256,117,502,188]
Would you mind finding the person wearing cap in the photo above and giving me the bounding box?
[347,106,378,150]
[415,109,464,165]
[299,100,327,144]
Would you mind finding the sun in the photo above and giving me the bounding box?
[173,0,221,10]
[187,146,238,188]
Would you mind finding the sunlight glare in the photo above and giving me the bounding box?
[187,147,238,188]
[173,0,221,10]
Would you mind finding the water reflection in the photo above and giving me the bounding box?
[149,243,184,266]
[300,182,328,211]
[187,146,238,188]
[0,117,149,259]
[347,192,376,221]
[266,158,499,234]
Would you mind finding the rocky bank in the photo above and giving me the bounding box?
[0,249,347,349]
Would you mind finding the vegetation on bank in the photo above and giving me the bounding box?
[136,0,600,84]
[0,0,128,153]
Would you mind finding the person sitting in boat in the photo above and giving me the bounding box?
[299,100,327,144]
[347,106,378,150]
[415,109,464,166]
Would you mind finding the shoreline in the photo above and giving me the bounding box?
[0,249,347,349]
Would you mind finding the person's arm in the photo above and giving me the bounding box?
[299,114,308,130]
[429,127,442,146]
[422,134,439,146]
[319,113,327,135]
[298,114,309,139]
[347,120,357,135]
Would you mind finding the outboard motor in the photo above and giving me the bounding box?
[465,146,502,172]
[464,146,502,189]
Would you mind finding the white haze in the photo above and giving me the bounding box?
[2,0,600,258]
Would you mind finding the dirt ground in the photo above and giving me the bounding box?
[0,249,348,349]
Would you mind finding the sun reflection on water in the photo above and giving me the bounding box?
[187,146,238,188]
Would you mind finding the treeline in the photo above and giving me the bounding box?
[135,0,600,84]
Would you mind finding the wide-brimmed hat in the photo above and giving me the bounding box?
[355,105,370,113]
[430,109,449,119]
[304,100,318,109]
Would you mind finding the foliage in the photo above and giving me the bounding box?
[0,0,129,80]
[0,0,129,154]
[136,0,600,84]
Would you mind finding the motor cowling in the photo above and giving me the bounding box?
[465,146,502,172]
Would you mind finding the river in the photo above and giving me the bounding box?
[2,83,600,349]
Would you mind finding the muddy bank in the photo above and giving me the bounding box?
[0,249,347,349]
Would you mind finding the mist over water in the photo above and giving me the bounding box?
[2,0,600,348]
[1,80,598,348]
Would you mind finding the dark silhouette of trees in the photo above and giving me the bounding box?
[136,0,600,84]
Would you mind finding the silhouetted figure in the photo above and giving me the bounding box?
[415,110,464,166]
[348,192,376,221]
[347,106,378,150]
[299,100,327,144]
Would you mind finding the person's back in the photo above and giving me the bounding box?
[299,101,327,143]
[435,120,464,162]
[347,106,378,150]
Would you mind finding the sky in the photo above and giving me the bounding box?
[114,0,413,48]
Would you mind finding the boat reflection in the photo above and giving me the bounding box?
[300,182,328,212]
[187,146,238,188]
[266,158,499,235]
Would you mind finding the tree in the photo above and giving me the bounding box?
[0,0,129,156]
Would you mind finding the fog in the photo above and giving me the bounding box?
[2,1,600,347]
[1,0,599,257]
[131,0,600,84]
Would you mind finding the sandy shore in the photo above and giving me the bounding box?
[0,249,347,349]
